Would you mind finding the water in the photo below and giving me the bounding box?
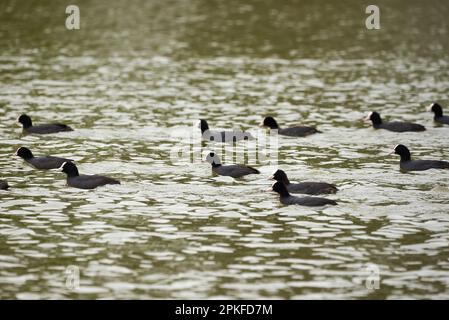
[1,0,449,299]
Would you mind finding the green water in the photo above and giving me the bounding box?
[1,0,449,299]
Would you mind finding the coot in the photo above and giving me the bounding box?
[199,119,254,142]
[392,144,449,171]
[428,103,449,125]
[18,114,73,134]
[205,152,260,178]
[260,116,320,137]
[60,162,120,189]
[365,112,425,132]
[16,147,73,170]
[270,181,337,206]
[0,180,9,190]
[270,169,338,195]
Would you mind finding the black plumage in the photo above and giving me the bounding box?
[270,169,338,195]
[260,116,320,137]
[60,162,120,189]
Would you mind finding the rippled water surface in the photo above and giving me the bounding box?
[1,0,449,299]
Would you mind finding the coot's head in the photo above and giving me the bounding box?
[271,181,290,196]
[60,161,79,177]
[198,119,209,133]
[366,112,382,125]
[205,152,221,166]
[428,103,443,118]
[15,147,34,159]
[18,114,32,128]
[260,116,279,129]
[269,169,289,184]
[392,144,411,161]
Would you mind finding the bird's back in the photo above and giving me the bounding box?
[279,126,319,137]
[68,174,120,189]
[380,121,425,132]
[26,124,73,134]
[29,156,73,170]
[214,164,260,178]
[287,182,338,195]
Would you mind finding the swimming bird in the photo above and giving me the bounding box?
[428,103,449,125]
[270,169,338,195]
[365,112,425,132]
[270,181,337,206]
[392,144,449,172]
[0,180,9,190]
[205,152,260,178]
[15,147,73,170]
[59,162,120,189]
[18,114,73,134]
[199,119,254,142]
[260,116,320,137]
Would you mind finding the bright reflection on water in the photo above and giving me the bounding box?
[0,0,449,299]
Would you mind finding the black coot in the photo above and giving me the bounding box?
[60,162,120,189]
[16,147,73,170]
[199,119,254,142]
[366,112,425,132]
[18,114,73,134]
[428,103,449,125]
[260,116,320,137]
[270,181,337,206]
[205,152,260,178]
[270,169,338,195]
[392,144,449,171]
[0,180,9,190]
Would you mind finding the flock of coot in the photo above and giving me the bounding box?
[1,103,448,208]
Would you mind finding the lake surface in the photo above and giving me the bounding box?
[0,0,449,299]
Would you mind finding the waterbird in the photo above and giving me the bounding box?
[365,111,425,132]
[199,119,254,142]
[428,103,449,125]
[205,152,260,178]
[391,144,449,172]
[269,181,337,206]
[15,147,73,170]
[18,114,73,134]
[260,116,321,137]
[270,169,338,195]
[59,162,120,189]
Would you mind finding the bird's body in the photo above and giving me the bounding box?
[66,175,121,190]
[435,116,449,125]
[429,103,449,125]
[271,169,337,195]
[393,144,449,172]
[206,152,260,178]
[278,126,320,137]
[261,116,320,137]
[18,114,73,134]
[367,112,425,132]
[212,164,260,178]
[199,120,253,143]
[400,159,449,172]
[0,180,9,190]
[270,181,337,206]
[16,147,72,170]
[60,162,120,189]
